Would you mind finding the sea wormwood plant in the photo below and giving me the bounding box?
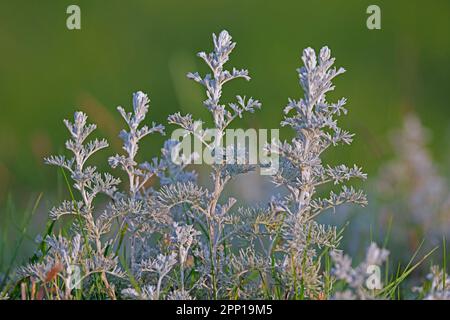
[12,31,370,300]
[414,265,450,300]
[166,30,262,299]
[262,46,368,298]
[107,91,166,274]
[330,242,389,299]
[22,112,125,299]
[377,113,450,247]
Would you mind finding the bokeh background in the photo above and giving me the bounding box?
[1,0,450,276]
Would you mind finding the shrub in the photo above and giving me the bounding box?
[11,30,372,300]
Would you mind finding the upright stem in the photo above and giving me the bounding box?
[94,225,116,300]
[207,168,222,299]
[180,259,185,292]
[81,183,116,300]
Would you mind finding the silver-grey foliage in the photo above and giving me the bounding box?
[14,31,371,300]
[42,112,123,299]
[167,29,262,299]
[377,113,450,243]
[260,46,368,297]
[414,265,450,300]
[330,242,389,299]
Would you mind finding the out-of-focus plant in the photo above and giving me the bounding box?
[330,242,389,299]
[414,265,450,300]
[377,113,450,250]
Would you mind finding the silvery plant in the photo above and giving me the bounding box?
[377,113,450,248]
[259,45,368,298]
[21,112,126,299]
[166,30,262,299]
[330,242,389,300]
[12,30,370,300]
[414,265,450,300]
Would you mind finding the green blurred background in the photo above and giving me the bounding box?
[0,0,449,210]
